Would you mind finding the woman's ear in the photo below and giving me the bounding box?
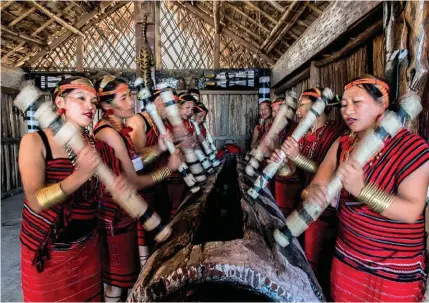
[54,96,66,109]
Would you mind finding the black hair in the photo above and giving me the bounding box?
[187,88,200,96]
[94,77,128,104]
[301,87,338,115]
[53,76,93,100]
[178,94,197,105]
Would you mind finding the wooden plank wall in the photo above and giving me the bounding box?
[1,91,26,197]
[200,92,258,152]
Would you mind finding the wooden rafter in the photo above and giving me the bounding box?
[224,2,270,34]
[0,0,14,12]
[307,3,323,15]
[315,19,383,67]
[29,0,84,37]
[32,2,76,36]
[1,25,47,46]
[2,42,25,63]
[26,1,116,66]
[175,1,275,65]
[213,1,220,68]
[243,1,277,25]
[260,1,299,51]
[266,1,285,13]
[266,1,309,53]
[8,6,37,27]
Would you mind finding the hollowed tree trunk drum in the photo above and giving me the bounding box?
[128,155,324,302]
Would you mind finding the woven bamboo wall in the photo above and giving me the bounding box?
[1,91,26,197]
[200,92,259,152]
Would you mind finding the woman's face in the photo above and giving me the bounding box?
[195,111,207,124]
[55,88,97,128]
[111,84,134,119]
[259,102,272,120]
[296,97,312,120]
[341,86,385,134]
[180,101,195,120]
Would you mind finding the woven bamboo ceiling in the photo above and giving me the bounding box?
[1,0,330,70]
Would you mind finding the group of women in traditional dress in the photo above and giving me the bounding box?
[252,74,429,302]
[18,75,213,302]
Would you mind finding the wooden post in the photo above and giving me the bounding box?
[135,1,143,75]
[154,1,162,70]
[309,61,320,88]
[213,1,220,69]
[76,36,84,72]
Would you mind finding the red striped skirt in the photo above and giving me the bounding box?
[331,256,425,302]
[21,232,102,302]
[100,224,139,288]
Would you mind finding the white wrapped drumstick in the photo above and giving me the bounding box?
[247,88,334,199]
[135,83,200,193]
[157,83,207,183]
[203,121,218,155]
[273,93,423,247]
[190,118,215,174]
[245,96,296,177]
[191,118,220,168]
[14,86,171,243]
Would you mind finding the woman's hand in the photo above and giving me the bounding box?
[267,149,285,164]
[281,137,300,160]
[167,150,183,171]
[75,146,101,180]
[305,183,329,208]
[336,159,365,197]
[158,130,173,152]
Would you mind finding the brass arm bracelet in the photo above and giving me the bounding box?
[151,166,172,184]
[357,183,393,214]
[35,183,68,210]
[292,154,318,173]
[141,145,159,165]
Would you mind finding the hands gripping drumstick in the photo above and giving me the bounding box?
[157,83,207,183]
[245,95,296,177]
[14,85,171,243]
[273,92,423,247]
[247,88,334,199]
[135,79,200,193]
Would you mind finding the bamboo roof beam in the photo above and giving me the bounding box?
[260,1,299,51]
[0,1,14,12]
[9,7,37,27]
[266,1,285,13]
[213,1,220,68]
[307,3,323,15]
[26,1,115,66]
[224,2,270,34]
[223,15,263,42]
[32,2,76,36]
[1,25,47,46]
[243,1,277,25]
[266,1,309,53]
[296,19,309,28]
[2,42,25,63]
[175,1,275,65]
[29,0,84,37]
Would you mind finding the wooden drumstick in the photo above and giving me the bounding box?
[14,86,171,243]
[135,83,200,193]
[273,93,423,247]
[190,118,219,169]
[247,88,334,199]
[190,118,215,175]
[157,83,207,183]
[203,121,219,156]
[245,97,295,177]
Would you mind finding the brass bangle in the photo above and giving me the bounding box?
[151,166,172,184]
[292,154,318,173]
[357,183,393,214]
[35,183,67,210]
[141,146,159,165]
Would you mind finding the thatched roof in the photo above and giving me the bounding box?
[1,1,330,70]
